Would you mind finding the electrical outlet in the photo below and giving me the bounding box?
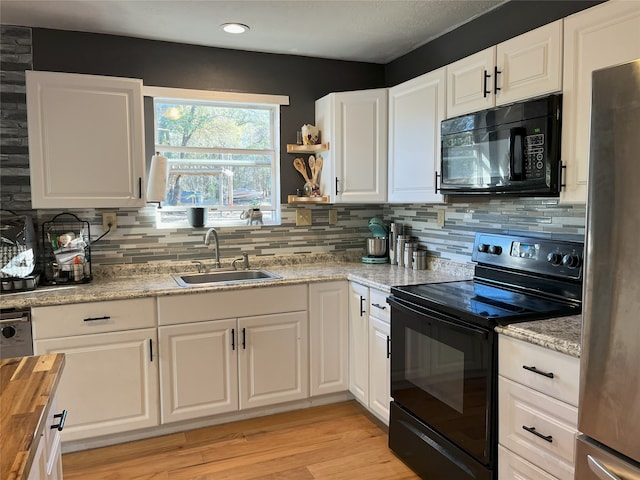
[103,212,117,232]
[329,209,338,225]
[296,209,312,226]
[437,210,445,228]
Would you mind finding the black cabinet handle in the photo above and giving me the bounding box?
[560,162,567,190]
[242,328,246,349]
[494,66,501,94]
[522,425,553,443]
[149,338,153,362]
[335,177,340,196]
[372,303,387,311]
[359,296,366,316]
[434,171,440,194]
[51,410,68,431]
[231,328,235,350]
[138,177,143,199]
[483,70,491,97]
[84,316,110,322]
[523,365,554,379]
[386,336,391,359]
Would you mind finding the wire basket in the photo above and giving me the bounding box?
[41,213,92,285]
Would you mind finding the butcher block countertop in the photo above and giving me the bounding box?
[0,354,65,480]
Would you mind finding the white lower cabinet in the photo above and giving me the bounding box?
[32,299,159,442]
[309,281,349,396]
[348,282,369,405]
[158,319,238,423]
[157,285,309,424]
[27,391,65,480]
[349,281,392,424]
[498,335,579,480]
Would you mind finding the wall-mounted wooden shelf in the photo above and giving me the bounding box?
[287,195,330,204]
[286,143,329,154]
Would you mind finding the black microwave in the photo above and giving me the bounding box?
[439,94,562,196]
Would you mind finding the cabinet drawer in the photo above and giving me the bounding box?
[158,285,308,325]
[499,376,577,480]
[369,288,389,322]
[498,445,558,480]
[32,298,156,339]
[499,335,579,406]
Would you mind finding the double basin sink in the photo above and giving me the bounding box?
[172,269,280,287]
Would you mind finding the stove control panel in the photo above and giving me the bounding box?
[472,233,584,280]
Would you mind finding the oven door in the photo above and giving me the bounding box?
[389,295,496,467]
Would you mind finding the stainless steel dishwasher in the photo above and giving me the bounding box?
[0,309,33,359]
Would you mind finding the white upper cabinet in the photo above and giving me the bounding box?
[315,89,388,203]
[388,68,446,204]
[560,0,640,204]
[26,71,146,208]
[447,20,563,118]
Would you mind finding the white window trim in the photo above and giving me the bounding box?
[143,85,289,106]
[147,86,287,228]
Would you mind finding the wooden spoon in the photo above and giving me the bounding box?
[312,155,323,184]
[308,156,316,183]
[293,157,311,183]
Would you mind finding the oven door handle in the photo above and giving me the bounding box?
[388,296,490,338]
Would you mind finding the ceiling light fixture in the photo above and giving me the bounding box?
[221,23,250,34]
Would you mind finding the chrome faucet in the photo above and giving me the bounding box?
[232,252,250,270]
[204,227,221,268]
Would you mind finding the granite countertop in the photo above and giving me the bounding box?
[0,354,65,480]
[496,314,582,358]
[0,259,473,309]
[0,255,581,356]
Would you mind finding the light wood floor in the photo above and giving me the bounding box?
[62,401,420,480]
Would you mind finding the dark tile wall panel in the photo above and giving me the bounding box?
[0,25,32,211]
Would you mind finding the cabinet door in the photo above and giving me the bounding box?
[34,328,159,442]
[238,311,308,409]
[388,68,445,204]
[159,319,238,423]
[561,1,640,203]
[325,89,388,203]
[498,445,557,480]
[446,47,495,118]
[368,316,391,424]
[496,20,563,106]
[309,281,349,396]
[26,71,145,208]
[348,282,369,405]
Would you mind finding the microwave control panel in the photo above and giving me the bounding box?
[525,134,545,179]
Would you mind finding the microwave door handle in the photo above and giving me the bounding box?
[509,127,526,181]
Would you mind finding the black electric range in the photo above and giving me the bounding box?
[388,232,584,480]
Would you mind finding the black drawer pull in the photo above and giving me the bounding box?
[84,316,110,322]
[523,365,554,378]
[359,296,366,316]
[386,336,391,359]
[231,328,236,350]
[372,303,387,310]
[51,410,68,431]
[522,425,553,443]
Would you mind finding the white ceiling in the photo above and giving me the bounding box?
[0,0,508,64]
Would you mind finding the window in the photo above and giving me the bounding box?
[148,88,286,227]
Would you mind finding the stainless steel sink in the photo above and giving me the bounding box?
[172,269,280,287]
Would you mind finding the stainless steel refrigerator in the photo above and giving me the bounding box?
[576,58,640,479]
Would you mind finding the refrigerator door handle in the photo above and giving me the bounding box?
[588,455,623,480]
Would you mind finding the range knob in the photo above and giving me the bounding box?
[488,245,502,255]
[547,252,563,266]
[562,254,581,269]
[1,326,16,339]
[477,243,489,253]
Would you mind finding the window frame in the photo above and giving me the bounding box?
[144,86,289,228]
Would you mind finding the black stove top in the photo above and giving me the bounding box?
[391,280,581,327]
[390,232,584,328]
